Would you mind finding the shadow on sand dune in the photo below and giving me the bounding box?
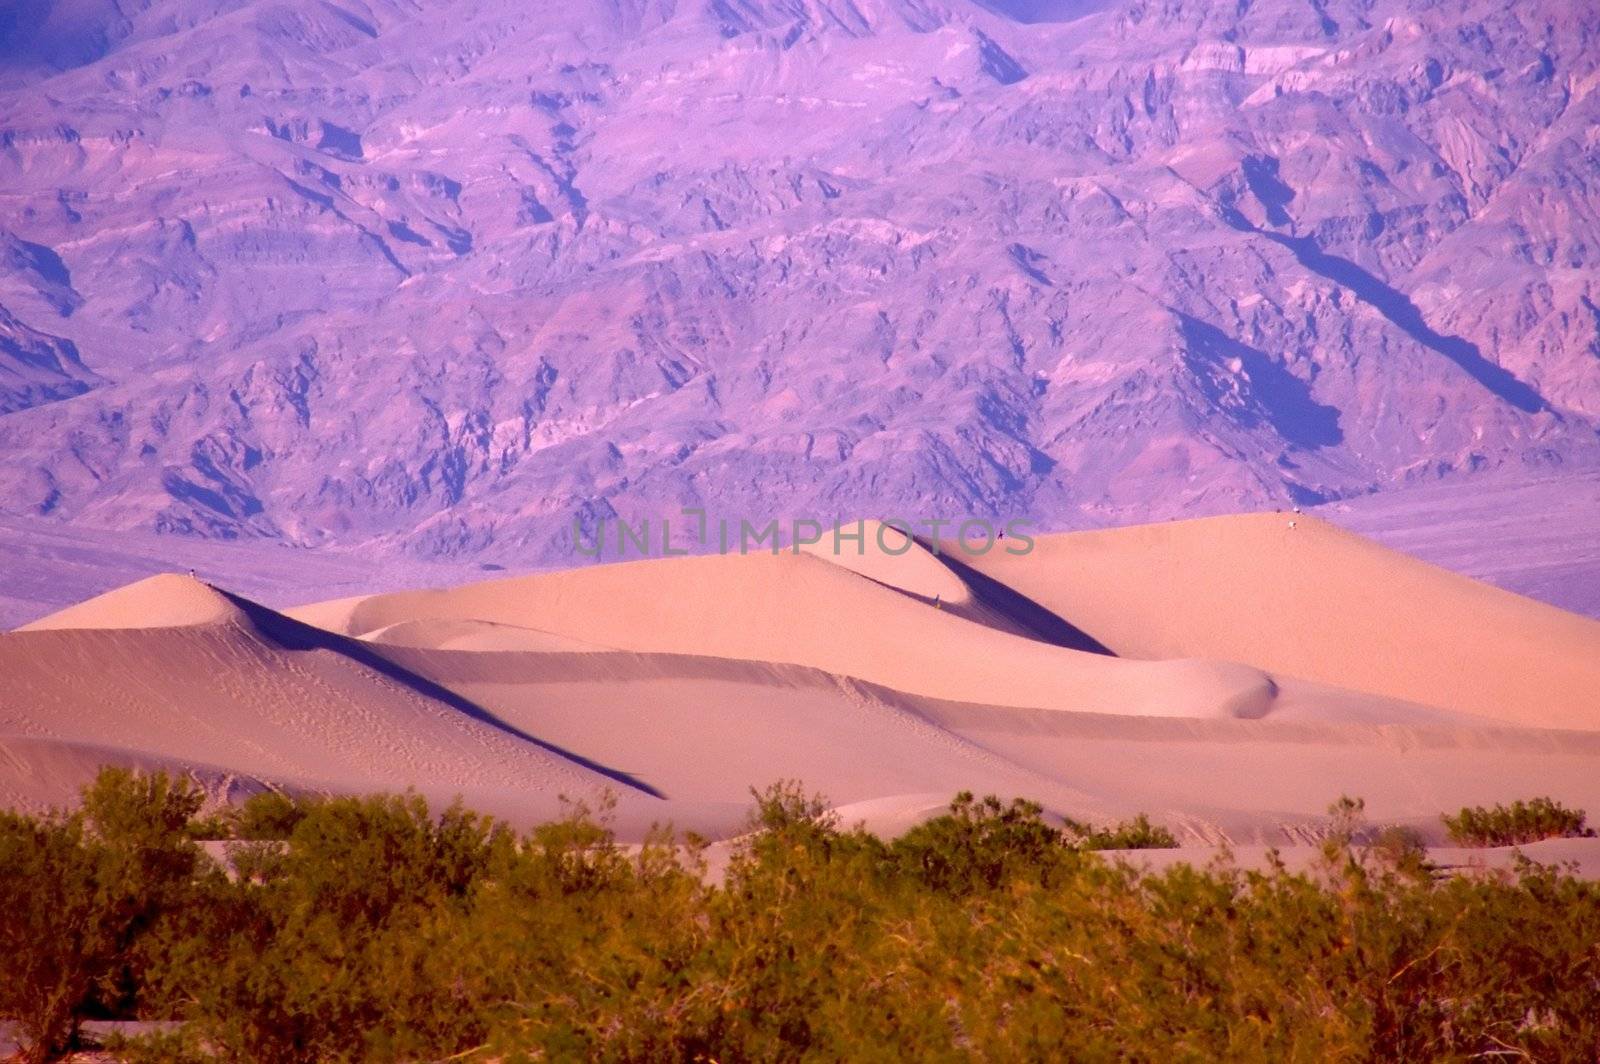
[915,539,1117,656]
[219,589,667,799]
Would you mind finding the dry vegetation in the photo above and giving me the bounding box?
[4,771,1600,1062]
[1442,797,1596,848]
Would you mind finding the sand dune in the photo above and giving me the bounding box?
[4,515,1600,848]
[288,549,1284,719]
[795,520,1037,638]
[953,514,1600,730]
[352,644,1600,844]
[18,572,246,631]
[369,646,1113,820]
[362,618,615,653]
[0,734,278,816]
[0,576,647,824]
[913,698,1600,845]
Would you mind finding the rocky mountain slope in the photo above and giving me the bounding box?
[1,0,1597,562]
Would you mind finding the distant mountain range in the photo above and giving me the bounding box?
[1,0,1597,563]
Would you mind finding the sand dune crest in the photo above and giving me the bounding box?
[19,573,245,631]
[5,514,1600,847]
[955,513,1600,729]
[292,549,1281,719]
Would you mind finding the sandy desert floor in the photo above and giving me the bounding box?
[3,509,1600,864]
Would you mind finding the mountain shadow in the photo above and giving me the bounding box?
[1262,230,1547,413]
[1242,155,1295,227]
[1221,200,1549,414]
[971,0,1111,24]
[1177,314,1344,449]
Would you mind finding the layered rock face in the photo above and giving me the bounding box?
[1,0,1596,562]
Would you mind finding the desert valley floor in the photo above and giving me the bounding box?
[4,507,1600,866]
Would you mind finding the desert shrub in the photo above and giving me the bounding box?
[78,769,209,1020]
[162,792,512,1064]
[889,791,1071,893]
[1369,824,1431,874]
[467,782,904,1060]
[186,791,311,842]
[1066,811,1180,850]
[230,789,310,840]
[887,795,1177,896]
[0,809,103,1063]
[1443,797,1594,847]
[0,769,204,1063]
[687,784,910,1058]
[184,813,232,841]
[15,775,1600,1062]
[421,796,715,1061]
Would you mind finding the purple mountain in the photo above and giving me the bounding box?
[1,0,1597,562]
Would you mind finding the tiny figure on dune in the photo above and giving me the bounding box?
[933,593,942,610]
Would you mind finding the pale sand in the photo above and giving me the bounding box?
[17,572,247,631]
[286,545,1284,720]
[1,576,655,828]
[3,516,1599,847]
[954,513,1600,730]
[362,618,616,653]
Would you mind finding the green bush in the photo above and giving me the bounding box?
[1369,824,1431,874]
[162,792,512,1063]
[231,790,309,841]
[887,794,1177,895]
[0,808,103,1063]
[186,789,311,842]
[1443,797,1595,847]
[0,769,204,1063]
[11,769,1600,1062]
[889,791,1071,893]
[1065,811,1180,850]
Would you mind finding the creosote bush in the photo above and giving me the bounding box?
[185,789,311,842]
[0,768,204,1064]
[1064,810,1180,851]
[5,771,1600,1062]
[1443,797,1595,847]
